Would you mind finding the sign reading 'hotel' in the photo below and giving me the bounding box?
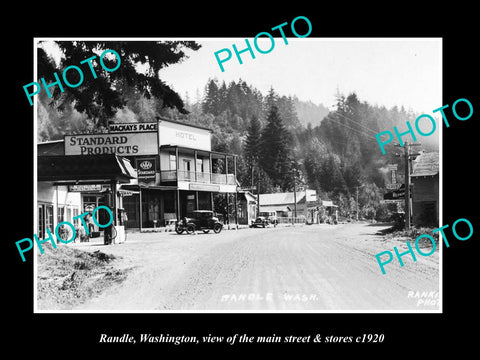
[158,120,211,152]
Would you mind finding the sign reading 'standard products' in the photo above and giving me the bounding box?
[65,132,157,156]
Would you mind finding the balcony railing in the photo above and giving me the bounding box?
[160,170,236,185]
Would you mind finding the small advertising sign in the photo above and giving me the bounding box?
[136,158,157,184]
[68,184,103,192]
[386,183,402,190]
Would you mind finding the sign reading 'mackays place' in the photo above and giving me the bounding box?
[108,122,157,133]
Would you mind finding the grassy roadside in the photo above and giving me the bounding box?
[380,226,440,250]
[37,244,131,310]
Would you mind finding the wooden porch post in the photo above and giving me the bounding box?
[225,154,228,184]
[194,150,198,182]
[234,156,238,229]
[175,146,179,180]
[139,187,143,232]
[176,189,181,220]
[111,180,118,226]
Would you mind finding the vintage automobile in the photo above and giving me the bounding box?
[175,210,223,234]
[252,216,268,228]
[258,211,278,226]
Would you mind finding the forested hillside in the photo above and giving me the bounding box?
[160,79,437,220]
[38,74,438,220]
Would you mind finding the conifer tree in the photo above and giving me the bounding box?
[244,116,262,164]
[202,79,220,115]
[259,105,293,190]
[243,115,262,186]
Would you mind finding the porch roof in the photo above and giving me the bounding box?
[37,154,136,184]
[159,144,238,158]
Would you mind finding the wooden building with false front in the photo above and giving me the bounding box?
[37,117,241,238]
[411,151,439,227]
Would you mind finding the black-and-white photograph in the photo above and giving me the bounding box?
[33,37,442,313]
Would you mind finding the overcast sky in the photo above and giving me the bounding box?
[159,38,442,113]
[39,38,442,114]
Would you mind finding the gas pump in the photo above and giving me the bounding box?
[116,208,127,243]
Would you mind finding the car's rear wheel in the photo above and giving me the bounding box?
[186,224,196,234]
[213,223,222,234]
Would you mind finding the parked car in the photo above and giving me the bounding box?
[175,210,223,234]
[252,216,268,228]
[258,211,278,226]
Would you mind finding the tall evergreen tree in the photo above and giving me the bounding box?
[243,115,262,186]
[264,87,278,116]
[259,105,293,190]
[277,95,301,128]
[244,116,262,164]
[202,79,220,115]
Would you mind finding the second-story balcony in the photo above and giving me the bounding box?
[160,170,236,185]
[159,145,238,192]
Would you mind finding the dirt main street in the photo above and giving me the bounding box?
[65,223,439,312]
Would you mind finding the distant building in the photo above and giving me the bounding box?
[411,152,439,226]
[258,190,318,218]
[237,191,257,225]
[257,190,338,224]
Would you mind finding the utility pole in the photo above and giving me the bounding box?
[356,184,364,222]
[395,141,421,230]
[305,186,308,223]
[256,165,260,217]
[293,172,297,226]
[356,186,359,222]
[404,141,411,230]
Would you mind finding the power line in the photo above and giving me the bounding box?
[323,113,373,138]
[334,111,379,136]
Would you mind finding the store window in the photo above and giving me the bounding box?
[66,207,72,224]
[73,208,79,225]
[46,205,54,234]
[38,203,54,239]
[38,204,44,239]
[57,206,65,224]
